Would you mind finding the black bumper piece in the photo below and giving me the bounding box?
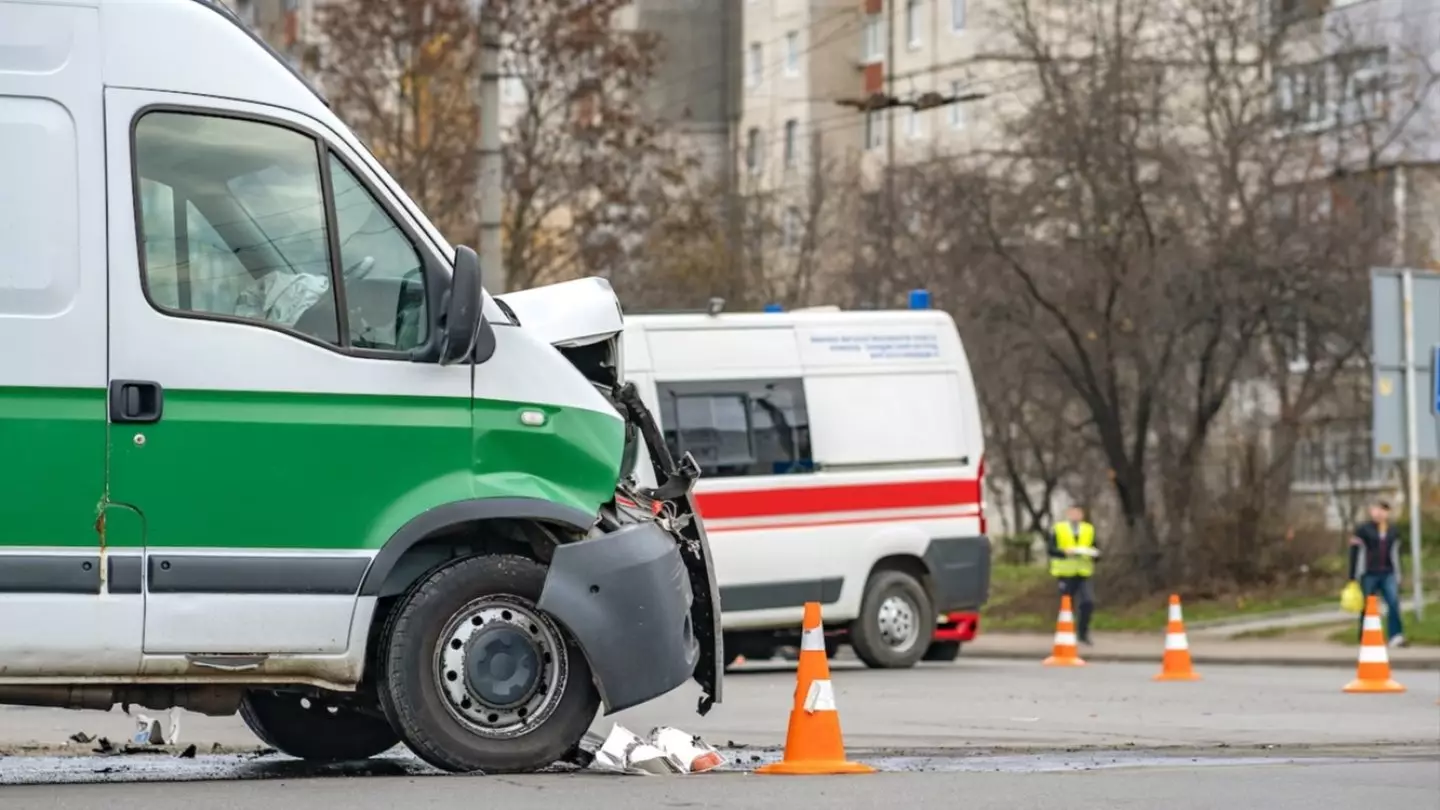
[537,521,699,714]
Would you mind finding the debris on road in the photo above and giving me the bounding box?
[130,709,181,747]
[589,724,726,775]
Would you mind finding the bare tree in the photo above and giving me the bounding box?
[622,146,860,312]
[316,0,691,288]
[316,0,479,241]
[897,0,1437,591]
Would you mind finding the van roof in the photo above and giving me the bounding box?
[19,0,330,108]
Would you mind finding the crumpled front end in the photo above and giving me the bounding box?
[534,386,722,716]
[504,279,722,716]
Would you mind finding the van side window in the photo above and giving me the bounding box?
[656,379,814,478]
[132,111,428,353]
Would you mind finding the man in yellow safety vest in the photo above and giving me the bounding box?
[1048,505,1100,646]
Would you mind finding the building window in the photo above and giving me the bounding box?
[863,13,885,63]
[1274,61,1329,131]
[952,0,966,31]
[783,119,799,169]
[748,42,763,87]
[906,0,922,49]
[906,107,923,139]
[657,378,814,478]
[785,31,801,76]
[1292,421,1385,490]
[233,0,256,27]
[949,80,967,128]
[782,207,803,252]
[1339,48,1388,125]
[746,127,762,174]
[865,109,884,150]
[502,76,526,103]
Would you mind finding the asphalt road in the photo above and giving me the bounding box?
[0,756,1436,809]
[1,657,1437,804]
[6,658,1438,754]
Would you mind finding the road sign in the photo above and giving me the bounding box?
[1433,344,1439,415]
[1370,269,1439,461]
[1370,268,1438,622]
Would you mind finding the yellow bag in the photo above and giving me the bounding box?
[1339,580,1364,614]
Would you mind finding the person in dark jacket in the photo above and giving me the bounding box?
[1349,499,1406,647]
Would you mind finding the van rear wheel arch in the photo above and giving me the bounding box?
[361,499,596,599]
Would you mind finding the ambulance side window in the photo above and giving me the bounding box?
[656,378,814,478]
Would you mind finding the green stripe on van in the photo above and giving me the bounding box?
[0,386,108,549]
[1,386,624,553]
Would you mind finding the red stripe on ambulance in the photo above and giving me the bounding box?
[693,479,981,521]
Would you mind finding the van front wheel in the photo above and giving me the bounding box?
[377,553,600,774]
[238,690,400,762]
[849,569,934,669]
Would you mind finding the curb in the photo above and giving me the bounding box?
[965,649,1440,671]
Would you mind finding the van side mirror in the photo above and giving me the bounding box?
[439,245,484,365]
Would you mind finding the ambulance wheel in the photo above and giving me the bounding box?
[850,569,934,669]
[923,640,962,662]
[239,689,400,762]
[377,553,600,774]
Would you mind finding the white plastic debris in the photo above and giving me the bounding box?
[589,723,726,775]
[167,708,182,746]
[131,714,163,746]
[129,708,182,747]
[649,726,726,773]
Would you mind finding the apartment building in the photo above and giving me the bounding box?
[737,0,1038,192]
[231,0,733,168]
[1268,0,1440,523]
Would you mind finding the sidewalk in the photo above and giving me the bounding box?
[1186,598,1435,639]
[966,632,1440,670]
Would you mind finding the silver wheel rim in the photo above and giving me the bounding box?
[877,593,920,649]
[433,594,568,739]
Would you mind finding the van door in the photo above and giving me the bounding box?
[103,89,471,659]
[0,2,144,676]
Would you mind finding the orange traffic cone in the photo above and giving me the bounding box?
[755,602,874,775]
[1343,595,1405,694]
[1043,594,1086,667]
[1153,594,1200,681]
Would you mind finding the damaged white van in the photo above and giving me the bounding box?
[0,0,721,774]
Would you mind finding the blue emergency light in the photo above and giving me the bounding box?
[908,289,931,310]
[763,303,783,313]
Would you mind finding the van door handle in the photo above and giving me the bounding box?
[109,380,164,424]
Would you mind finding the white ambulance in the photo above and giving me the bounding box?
[623,295,991,668]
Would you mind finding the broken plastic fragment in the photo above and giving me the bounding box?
[649,726,725,773]
[167,708,182,746]
[132,714,164,746]
[589,723,726,775]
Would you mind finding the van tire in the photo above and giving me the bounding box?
[238,690,400,762]
[376,553,600,774]
[849,569,934,669]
